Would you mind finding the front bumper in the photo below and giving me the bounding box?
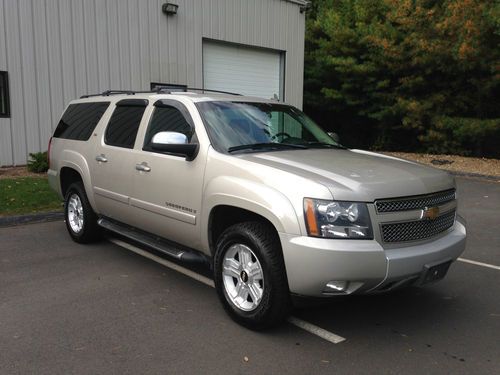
[280,216,466,297]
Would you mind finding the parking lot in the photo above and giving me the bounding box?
[1,176,499,375]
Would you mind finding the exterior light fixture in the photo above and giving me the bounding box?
[162,3,178,15]
[300,2,311,13]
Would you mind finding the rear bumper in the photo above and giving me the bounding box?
[47,168,62,198]
[280,216,466,297]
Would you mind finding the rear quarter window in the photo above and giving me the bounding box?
[54,102,110,140]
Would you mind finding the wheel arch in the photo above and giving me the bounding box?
[60,167,83,197]
[207,205,281,256]
[58,151,97,211]
[202,177,301,255]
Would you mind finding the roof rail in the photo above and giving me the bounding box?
[80,90,134,99]
[152,85,241,96]
[80,89,153,99]
[80,87,241,99]
[183,87,242,96]
[101,90,136,96]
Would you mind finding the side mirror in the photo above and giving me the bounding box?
[151,131,198,161]
[327,132,340,143]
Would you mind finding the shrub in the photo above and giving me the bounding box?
[27,151,49,173]
[419,117,500,158]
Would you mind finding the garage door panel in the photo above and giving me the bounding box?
[203,41,282,100]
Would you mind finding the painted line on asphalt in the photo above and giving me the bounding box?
[108,237,346,344]
[458,258,500,271]
[287,316,346,344]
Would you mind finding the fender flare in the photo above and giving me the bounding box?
[59,150,98,211]
[201,176,301,251]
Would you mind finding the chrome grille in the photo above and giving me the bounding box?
[375,189,456,213]
[381,210,456,243]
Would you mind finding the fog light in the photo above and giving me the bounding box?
[324,281,348,293]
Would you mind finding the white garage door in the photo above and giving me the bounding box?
[203,41,283,100]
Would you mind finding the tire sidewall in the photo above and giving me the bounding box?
[214,224,287,327]
[64,183,95,242]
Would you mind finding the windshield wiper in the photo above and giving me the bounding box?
[307,142,346,149]
[228,142,308,153]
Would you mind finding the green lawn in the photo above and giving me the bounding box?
[0,177,62,217]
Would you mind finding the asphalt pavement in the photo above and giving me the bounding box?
[0,177,498,374]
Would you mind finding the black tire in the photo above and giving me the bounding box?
[214,221,291,330]
[64,181,101,243]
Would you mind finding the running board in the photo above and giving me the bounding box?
[97,218,208,264]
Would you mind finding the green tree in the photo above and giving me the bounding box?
[304,0,500,157]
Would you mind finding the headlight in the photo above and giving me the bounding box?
[304,198,373,239]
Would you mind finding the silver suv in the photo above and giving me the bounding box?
[48,89,467,329]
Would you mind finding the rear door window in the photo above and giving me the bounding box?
[105,99,148,149]
[54,102,110,140]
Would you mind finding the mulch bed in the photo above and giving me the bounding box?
[0,166,43,179]
[383,152,500,179]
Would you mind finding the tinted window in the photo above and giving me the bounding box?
[143,105,193,150]
[105,100,148,149]
[54,102,110,140]
[0,71,11,118]
[196,101,337,153]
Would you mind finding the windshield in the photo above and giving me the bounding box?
[196,101,343,153]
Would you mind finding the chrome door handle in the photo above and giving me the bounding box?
[95,154,108,163]
[135,162,151,172]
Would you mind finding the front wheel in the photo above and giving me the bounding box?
[64,182,101,243]
[214,222,291,330]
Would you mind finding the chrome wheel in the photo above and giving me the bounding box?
[222,244,265,312]
[67,194,84,233]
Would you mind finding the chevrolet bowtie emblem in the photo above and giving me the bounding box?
[421,206,440,220]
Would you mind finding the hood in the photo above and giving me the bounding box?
[237,149,455,202]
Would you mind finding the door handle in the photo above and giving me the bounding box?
[135,162,151,172]
[95,154,108,163]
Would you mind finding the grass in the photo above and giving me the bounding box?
[0,177,62,217]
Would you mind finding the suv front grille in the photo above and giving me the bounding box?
[380,210,456,243]
[375,189,456,213]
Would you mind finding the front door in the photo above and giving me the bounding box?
[129,100,206,249]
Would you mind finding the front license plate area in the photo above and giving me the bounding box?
[419,260,452,285]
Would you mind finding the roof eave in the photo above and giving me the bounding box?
[283,0,310,7]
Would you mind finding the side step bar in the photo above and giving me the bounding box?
[97,218,209,264]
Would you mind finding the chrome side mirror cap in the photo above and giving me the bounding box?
[151,131,188,145]
[151,131,198,161]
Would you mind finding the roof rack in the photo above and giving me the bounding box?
[81,90,139,99]
[80,87,241,99]
[151,85,241,96]
[178,87,242,96]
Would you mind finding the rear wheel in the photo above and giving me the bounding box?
[214,221,290,329]
[64,182,101,243]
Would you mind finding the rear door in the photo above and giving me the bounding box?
[129,99,206,248]
[91,99,149,223]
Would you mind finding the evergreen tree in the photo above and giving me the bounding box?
[304,0,500,157]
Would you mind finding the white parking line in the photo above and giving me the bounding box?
[287,316,346,344]
[458,258,500,271]
[108,238,346,344]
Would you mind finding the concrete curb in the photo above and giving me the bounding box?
[0,211,64,228]
[449,171,500,182]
